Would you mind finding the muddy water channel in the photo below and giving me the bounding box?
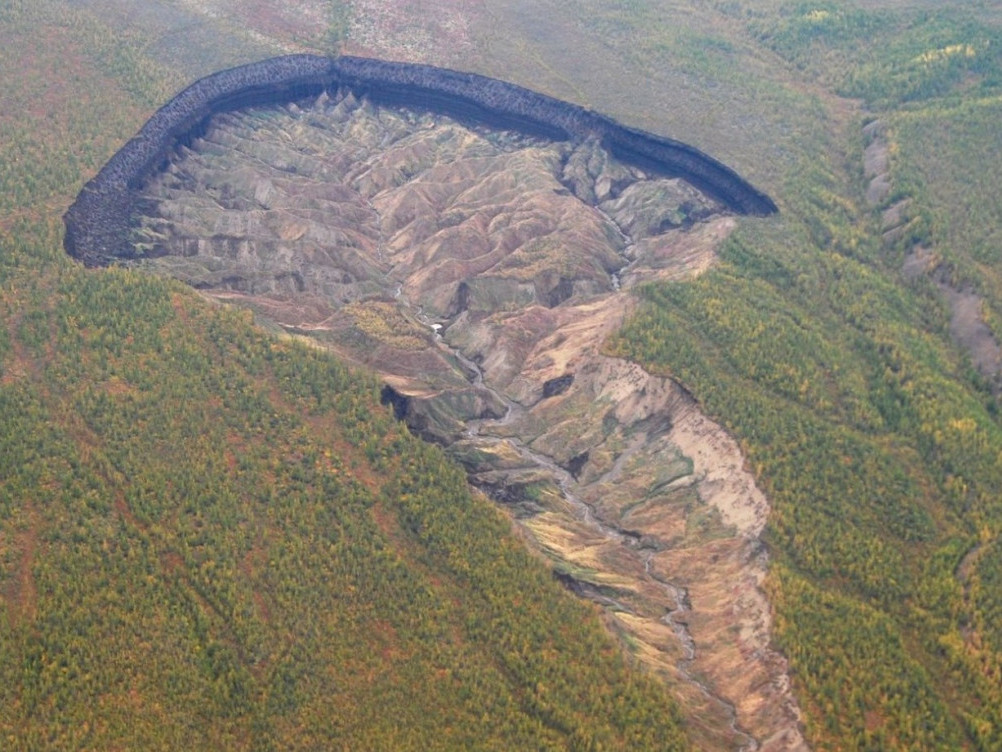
[133,90,806,750]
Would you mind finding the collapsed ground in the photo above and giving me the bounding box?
[130,90,805,750]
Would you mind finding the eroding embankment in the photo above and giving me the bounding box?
[121,90,804,749]
[63,54,776,266]
[62,60,801,748]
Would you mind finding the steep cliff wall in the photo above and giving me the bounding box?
[63,54,776,266]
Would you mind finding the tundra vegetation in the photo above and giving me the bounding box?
[3,0,1002,750]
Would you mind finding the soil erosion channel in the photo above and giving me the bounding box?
[127,90,803,750]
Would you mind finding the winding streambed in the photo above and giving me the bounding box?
[401,229,762,752]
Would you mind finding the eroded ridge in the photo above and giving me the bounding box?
[64,54,776,267]
[128,90,804,750]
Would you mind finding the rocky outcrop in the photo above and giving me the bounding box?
[64,54,776,266]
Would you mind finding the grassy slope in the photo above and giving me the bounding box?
[0,1,687,749]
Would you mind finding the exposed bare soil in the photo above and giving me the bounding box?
[133,92,805,750]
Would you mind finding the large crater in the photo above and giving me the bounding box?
[64,59,803,750]
[132,90,722,381]
[126,91,803,751]
[63,54,776,268]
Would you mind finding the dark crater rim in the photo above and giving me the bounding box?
[63,53,778,267]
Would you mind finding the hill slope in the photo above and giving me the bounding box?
[0,258,688,749]
[6,0,1002,750]
[0,2,688,749]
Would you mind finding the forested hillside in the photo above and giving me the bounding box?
[608,2,1002,748]
[0,259,687,749]
[0,1,687,748]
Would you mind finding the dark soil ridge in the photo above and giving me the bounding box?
[63,54,777,266]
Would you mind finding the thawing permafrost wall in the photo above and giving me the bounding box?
[63,54,777,265]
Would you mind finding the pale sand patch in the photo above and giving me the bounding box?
[668,397,769,538]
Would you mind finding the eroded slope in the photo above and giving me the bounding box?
[133,92,804,750]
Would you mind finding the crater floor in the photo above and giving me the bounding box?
[134,90,806,751]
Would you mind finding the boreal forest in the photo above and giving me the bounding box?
[2,1,1002,750]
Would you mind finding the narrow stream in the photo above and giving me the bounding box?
[402,292,758,750]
